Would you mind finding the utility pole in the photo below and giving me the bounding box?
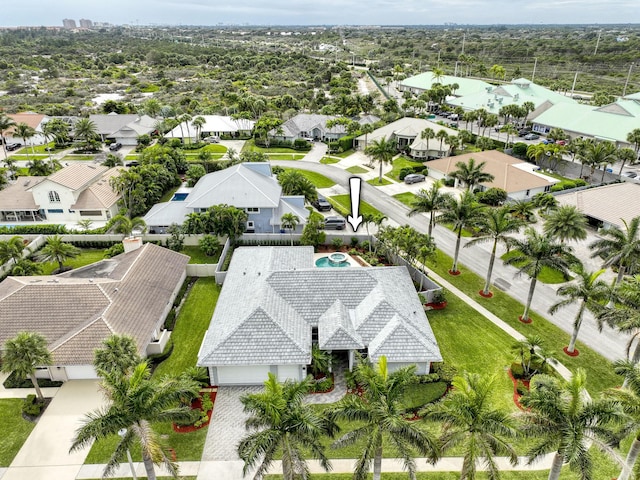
[570,71,579,98]
[461,33,465,55]
[594,30,602,55]
[623,63,634,97]
[531,57,538,83]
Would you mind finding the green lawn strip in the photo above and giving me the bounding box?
[124,154,139,161]
[30,142,67,154]
[387,156,425,182]
[184,154,226,161]
[85,478,196,480]
[367,177,394,186]
[320,157,341,164]
[198,144,227,153]
[153,278,220,377]
[393,192,418,208]
[266,153,305,160]
[501,250,570,284]
[61,155,96,161]
[425,250,619,394]
[346,166,369,174]
[181,245,221,264]
[242,139,307,154]
[440,223,474,238]
[0,399,37,466]
[8,154,49,160]
[328,195,382,218]
[38,249,107,275]
[158,185,181,203]
[333,149,355,158]
[282,168,336,188]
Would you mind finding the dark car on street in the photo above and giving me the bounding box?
[312,195,332,212]
[109,142,123,151]
[5,142,22,151]
[404,173,426,184]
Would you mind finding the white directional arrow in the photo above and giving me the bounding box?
[347,176,363,232]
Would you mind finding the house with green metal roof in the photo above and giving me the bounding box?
[532,94,640,147]
[399,72,491,98]
[448,78,576,117]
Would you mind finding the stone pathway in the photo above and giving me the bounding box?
[304,366,347,405]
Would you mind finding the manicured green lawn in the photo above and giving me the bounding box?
[367,177,393,186]
[320,157,341,164]
[61,155,96,161]
[387,156,425,182]
[153,277,220,377]
[393,192,418,207]
[346,166,369,174]
[282,168,336,188]
[7,154,49,160]
[501,250,571,284]
[242,139,307,154]
[158,184,181,203]
[0,399,37,466]
[267,153,305,160]
[181,246,221,264]
[332,149,355,158]
[184,153,225,161]
[30,142,67,154]
[199,144,227,153]
[328,195,383,219]
[39,248,107,275]
[425,250,619,395]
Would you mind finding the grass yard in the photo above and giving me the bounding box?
[158,184,182,203]
[346,166,369,174]
[332,149,355,158]
[153,277,220,377]
[0,399,37,466]
[501,250,571,284]
[393,192,418,208]
[61,154,96,161]
[387,156,425,182]
[320,157,341,164]
[86,478,196,480]
[30,142,67,154]
[328,195,383,219]
[367,177,393,186]
[242,139,306,154]
[184,153,226,161]
[425,249,619,394]
[181,245,222,264]
[267,153,305,160]
[282,168,336,188]
[8,154,49,161]
[39,248,107,275]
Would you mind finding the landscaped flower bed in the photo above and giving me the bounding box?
[173,388,217,433]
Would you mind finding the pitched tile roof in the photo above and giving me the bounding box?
[0,177,46,211]
[71,167,122,210]
[0,243,189,366]
[44,164,108,191]
[7,113,47,133]
[198,247,441,367]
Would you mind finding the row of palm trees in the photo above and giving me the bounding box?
[239,354,640,480]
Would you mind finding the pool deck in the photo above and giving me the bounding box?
[313,252,361,267]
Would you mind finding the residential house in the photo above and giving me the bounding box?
[0,242,189,380]
[197,246,442,385]
[354,117,457,159]
[426,150,558,200]
[5,113,50,146]
[399,72,492,98]
[89,114,158,145]
[143,162,309,234]
[0,164,122,224]
[164,115,255,142]
[268,114,379,143]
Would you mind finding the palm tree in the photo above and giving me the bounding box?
[504,228,573,323]
[0,113,16,162]
[73,118,99,150]
[420,127,436,153]
[520,369,623,480]
[589,216,640,287]
[436,129,449,151]
[408,181,453,237]
[93,334,142,376]
[330,356,439,480]
[14,123,35,161]
[1,331,52,401]
[423,372,517,480]
[70,362,199,480]
[626,128,640,156]
[500,124,518,147]
[111,214,147,238]
[465,207,523,297]
[360,123,374,150]
[277,170,318,203]
[27,158,52,176]
[0,235,26,265]
[542,205,588,243]
[280,213,300,246]
[617,147,637,176]
[581,140,616,182]
[192,116,206,141]
[238,373,337,480]
[36,235,81,272]
[511,335,556,379]
[437,191,486,274]
[365,137,396,183]
[549,266,610,355]
[450,158,495,191]
[607,360,640,480]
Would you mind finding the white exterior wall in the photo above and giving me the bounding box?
[31,180,77,222]
[277,364,304,382]
[508,186,550,201]
[65,365,99,380]
[388,362,429,375]
[216,365,271,385]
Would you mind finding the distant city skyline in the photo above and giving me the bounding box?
[1,0,639,27]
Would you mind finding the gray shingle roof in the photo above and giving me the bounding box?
[198,247,441,368]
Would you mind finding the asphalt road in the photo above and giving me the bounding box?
[273,159,630,363]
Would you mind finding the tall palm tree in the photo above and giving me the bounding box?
[626,128,640,156]
[542,205,588,243]
[238,373,337,480]
[423,372,517,480]
[192,115,206,141]
[549,266,611,355]
[73,118,99,150]
[0,113,16,162]
[465,207,523,297]
[36,235,81,272]
[111,214,147,238]
[504,228,573,323]
[617,147,637,176]
[365,137,396,183]
[408,181,453,237]
[14,123,36,161]
[450,158,495,191]
[589,216,640,287]
[280,213,300,246]
[606,360,640,480]
[520,369,623,480]
[436,129,449,151]
[70,362,199,480]
[360,123,374,150]
[330,356,439,480]
[1,331,52,401]
[277,170,318,203]
[93,334,142,376]
[437,191,486,274]
[581,140,616,182]
[420,127,436,153]
[0,235,26,265]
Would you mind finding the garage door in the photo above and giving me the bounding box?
[216,365,270,385]
[65,365,99,380]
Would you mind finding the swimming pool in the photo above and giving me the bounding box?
[171,193,189,201]
[315,252,350,268]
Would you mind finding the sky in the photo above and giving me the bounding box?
[2,0,639,27]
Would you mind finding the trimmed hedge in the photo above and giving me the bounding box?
[3,371,63,389]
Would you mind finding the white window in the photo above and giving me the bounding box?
[246,207,260,214]
[246,221,255,232]
[48,191,60,202]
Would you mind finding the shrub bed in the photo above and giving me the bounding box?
[3,372,62,389]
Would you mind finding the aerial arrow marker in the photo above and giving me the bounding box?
[347,176,363,232]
